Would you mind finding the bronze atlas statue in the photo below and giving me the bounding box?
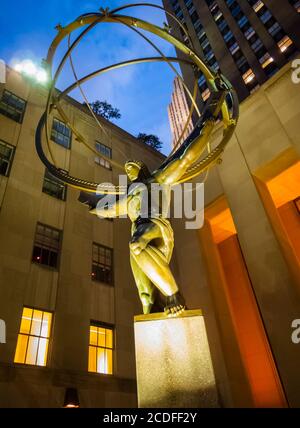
[35,4,239,317]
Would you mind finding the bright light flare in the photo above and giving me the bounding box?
[22,60,37,76]
[14,60,48,84]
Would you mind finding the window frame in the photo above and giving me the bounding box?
[51,117,72,149]
[95,141,112,170]
[92,243,114,286]
[0,90,27,123]
[14,306,53,368]
[0,140,15,177]
[32,223,62,270]
[88,321,115,376]
[42,168,67,201]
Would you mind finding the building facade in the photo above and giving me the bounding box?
[168,77,195,150]
[0,62,300,408]
[0,66,168,407]
[163,0,300,102]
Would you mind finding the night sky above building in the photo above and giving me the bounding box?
[0,0,179,155]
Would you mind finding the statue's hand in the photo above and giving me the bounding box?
[130,236,149,256]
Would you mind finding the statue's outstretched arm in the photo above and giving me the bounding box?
[79,191,129,218]
[153,91,226,185]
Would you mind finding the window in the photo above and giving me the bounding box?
[0,140,15,177]
[88,323,114,375]
[278,35,293,53]
[42,169,67,201]
[92,243,113,285]
[51,118,72,149]
[289,0,300,12]
[14,307,52,367]
[32,223,61,269]
[0,90,26,123]
[95,142,112,170]
[243,69,255,84]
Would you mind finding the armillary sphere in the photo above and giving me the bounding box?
[35,3,239,196]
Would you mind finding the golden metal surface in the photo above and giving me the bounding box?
[36,3,238,194]
[35,3,239,316]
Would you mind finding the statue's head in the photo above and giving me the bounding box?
[125,160,151,182]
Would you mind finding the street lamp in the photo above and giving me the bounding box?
[63,387,80,408]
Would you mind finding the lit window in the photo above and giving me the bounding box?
[0,140,15,177]
[0,90,26,123]
[260,53,274,68]
[88,323,114,375]
[202,88,211,101]
[95,142,112,170]
[51,118,72,149]
[243,69,255,84]
[42,169,67,201]
[253,0,264,12]
[278,35,293,52]
[92,243,113,285]
[32,223,61,269]
[14,307,52,367]
[290,0,300,12]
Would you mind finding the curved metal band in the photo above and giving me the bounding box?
[36,6,239,194]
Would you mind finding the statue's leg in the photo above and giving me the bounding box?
[130,221,185,316]
[130,243,185,316]
[130,254,155,315]
[130,243,177,296]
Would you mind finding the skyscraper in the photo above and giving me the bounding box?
[168,76,195,150]
[163,0,300,102]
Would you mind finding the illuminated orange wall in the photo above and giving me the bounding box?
[254,149,300,291]
[200,197,286,407]
[278,202,300,266]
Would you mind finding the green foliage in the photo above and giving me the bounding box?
[89,100,121,120]
[137,133,163,151]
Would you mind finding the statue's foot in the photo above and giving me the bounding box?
[141,293,154,315]
[164,292,186,317]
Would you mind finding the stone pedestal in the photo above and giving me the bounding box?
[134,310,219,408]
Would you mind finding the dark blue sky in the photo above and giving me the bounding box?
[0,0,181,154]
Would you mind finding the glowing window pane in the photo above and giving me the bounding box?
[14,334,28,364]
[20,308,33,334]
[97,347,106,374]
[40,312,52,338]
[30,310,43,336]
[97,328,106,347]
[25,336,39,365]
[106,349,113,375]
[88,346,97,373]
[36,338,49,366]
[106,329,113,349]
[89,327,98,346]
